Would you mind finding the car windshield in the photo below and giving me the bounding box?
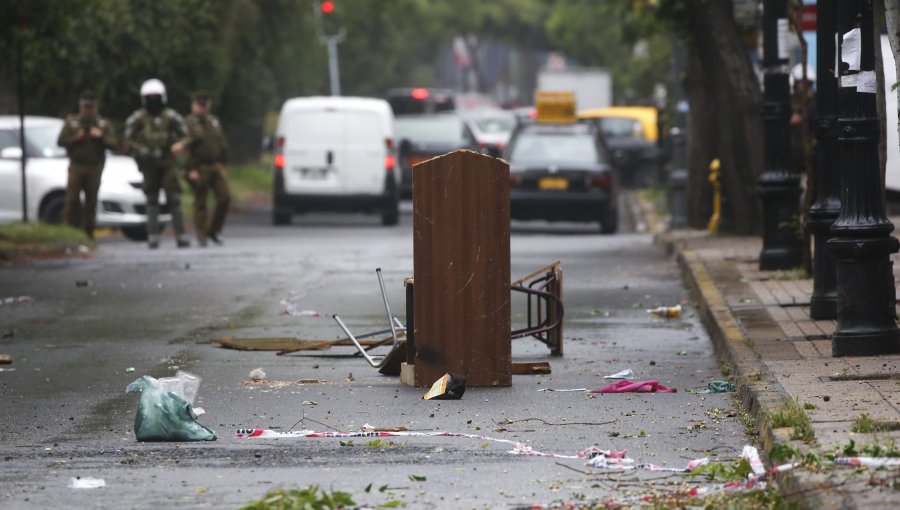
[27,126,67,158]
[599,117,645,140]
[396,117,467,144]
[471,113,515,134]
[508,131,601,164]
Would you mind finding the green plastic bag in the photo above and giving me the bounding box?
[125,376,217,442]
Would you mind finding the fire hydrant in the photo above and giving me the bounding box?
[707,158,721,235]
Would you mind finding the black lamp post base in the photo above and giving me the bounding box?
[833,329,900,357]
[809,294,838,320]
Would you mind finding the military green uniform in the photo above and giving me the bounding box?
[124,107,190,246]
[185,112,230,245]
[56,113,116,238]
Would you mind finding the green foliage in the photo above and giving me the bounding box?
[851,413,896,433]
[0,221,90,244]
[770,399,815,442]
[840,439,900,458]
[239,485,355,510]
[690,458,752,482]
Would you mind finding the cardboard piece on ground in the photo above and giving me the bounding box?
[377,340,407,376]
[216,336,391,353]
[0,354,12,364]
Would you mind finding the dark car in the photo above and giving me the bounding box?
[395,113,479,198]
[386,88,456,115]
[504,121,618,234]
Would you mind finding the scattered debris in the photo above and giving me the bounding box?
[0,354,12,364]
[249,368,266,381]
[834,456,900,468]
[495,417,616,427]
[692,380,736,394]
[1,329,12,339]
[68,477,105,489]
[124,367,135,373]
[0,296,32,306]
[647,304,682,318]
[423,373,466,400]
[125,374,216,442]
[602,368,634,380]
[279,292,321,317]
[538,387,587,392]
[511,361,551,375]
[75,280,90,287]
[591,380,677,393]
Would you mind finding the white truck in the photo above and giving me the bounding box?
[537,68,613,111]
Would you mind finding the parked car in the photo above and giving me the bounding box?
[385,87,455,115]
[271,96,399,225]
[395,113,480,198]
[578,106,662,187]
[503,120,618,234]
[0,116,167,240]
[463,108,517,157]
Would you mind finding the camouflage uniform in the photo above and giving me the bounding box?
[124,107,190,247]
[185,111,230,246]
[56,111,117,238]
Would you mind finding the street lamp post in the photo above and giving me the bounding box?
[807,0,841,319]
[758,0,803,270]
[829,0,900,356]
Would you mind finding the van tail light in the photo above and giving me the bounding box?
[384,154,396,170]
[509,173,522,187]
[589,173,612,189]
[274,136,285,171]
[411,88,429,100]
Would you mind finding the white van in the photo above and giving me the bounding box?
[272,96,399,225]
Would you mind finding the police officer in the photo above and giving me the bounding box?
[125,79,191,249]
[56,90,117,239]
[184,91,230,247]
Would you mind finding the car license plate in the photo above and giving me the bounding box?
[538,177,568,190]
[298,167,329,179]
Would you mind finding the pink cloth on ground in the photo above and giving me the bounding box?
[591,380,677,393]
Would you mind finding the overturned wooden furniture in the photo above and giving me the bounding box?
[411,150,511,387]
[511,261,564,356]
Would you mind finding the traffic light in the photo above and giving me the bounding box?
[320,1,334,14]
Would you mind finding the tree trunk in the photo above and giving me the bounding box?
[681,1,764,234]
[684,47,714,227]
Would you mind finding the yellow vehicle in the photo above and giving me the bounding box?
[578,106,662,187]
[577,106,658,142]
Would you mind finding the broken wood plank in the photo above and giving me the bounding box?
[0,354,12,364]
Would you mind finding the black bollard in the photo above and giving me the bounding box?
[758,0,804,270]
[807,0,841,320]
[829,0,900,356]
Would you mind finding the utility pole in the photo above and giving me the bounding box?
[314,1,343,96]
[758,0,803,270]
[829,0,900,356]
[16,22,28,223]
[325,32,345,97]
[807,0,841,319]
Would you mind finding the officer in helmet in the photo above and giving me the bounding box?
[124,78,191,249]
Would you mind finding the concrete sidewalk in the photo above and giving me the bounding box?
[642,202,900,509]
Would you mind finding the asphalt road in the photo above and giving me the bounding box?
[0,197,752,509]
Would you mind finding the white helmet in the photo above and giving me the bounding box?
[140,78,167,103]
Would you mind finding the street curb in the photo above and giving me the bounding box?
[630,190,838,509]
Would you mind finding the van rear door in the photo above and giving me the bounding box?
[282,107,344,195]
[282,105,386,196]
[342,109,386,194]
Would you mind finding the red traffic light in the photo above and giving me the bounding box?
[320,1,334,14]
